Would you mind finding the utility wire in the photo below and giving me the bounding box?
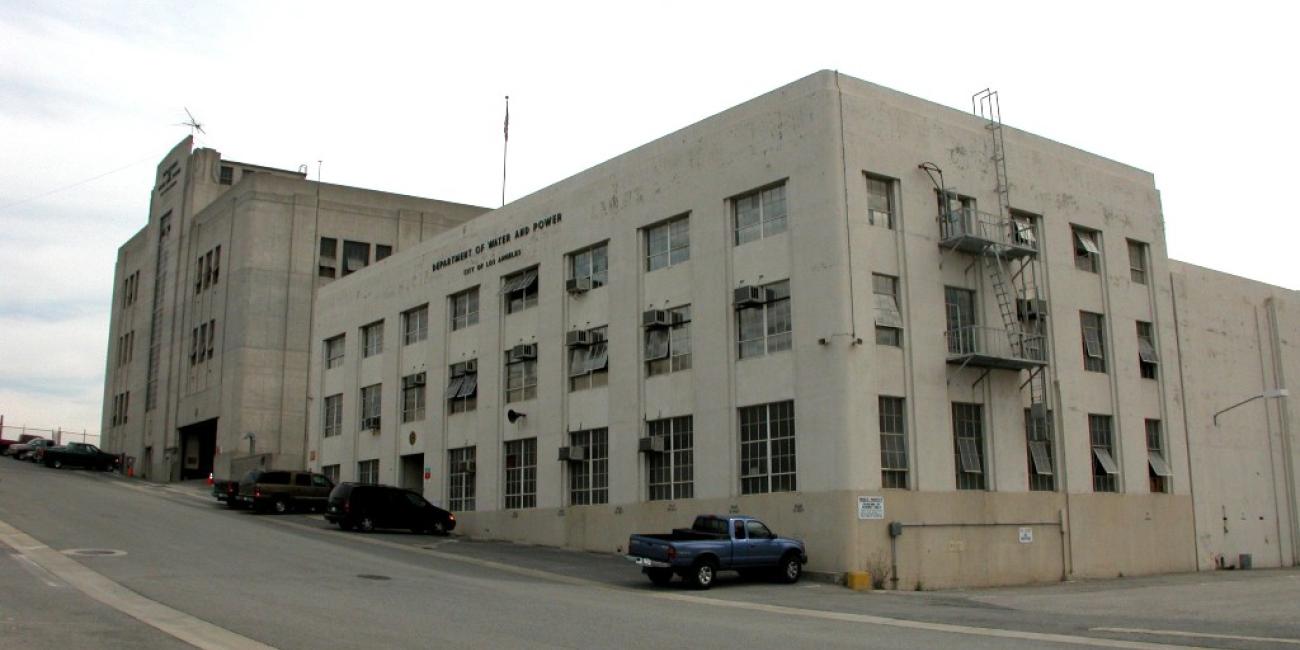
[0,154,157,213]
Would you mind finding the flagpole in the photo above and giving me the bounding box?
[501,95,509,207]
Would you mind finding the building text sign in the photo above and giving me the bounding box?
[858,496,885,520]
[430,212,563,274]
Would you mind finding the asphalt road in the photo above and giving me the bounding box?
[3,458,1300,649]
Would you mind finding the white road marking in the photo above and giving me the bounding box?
[0,517,275,650]
[270,518,1198,649]
[11,553,63,587]
[1092,627,1300,645]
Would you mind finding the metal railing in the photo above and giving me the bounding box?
[945,325,1046,363]
[939,208,1038,251]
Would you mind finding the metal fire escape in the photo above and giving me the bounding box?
[923,89,1056,488]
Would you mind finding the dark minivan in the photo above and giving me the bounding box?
[325,483,456,535]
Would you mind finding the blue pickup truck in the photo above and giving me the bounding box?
[626,515,807,589]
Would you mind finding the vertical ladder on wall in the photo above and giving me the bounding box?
[975,88,1055,486]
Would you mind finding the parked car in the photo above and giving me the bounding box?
[325,483,456,535]
[42,442,120,471]
[10,438,57,461]
[212,478,244,508]
[238,469,334,513]
[626,515,807,589]
[0,438,14,456]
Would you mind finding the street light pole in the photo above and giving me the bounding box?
[1213,389,1289,426]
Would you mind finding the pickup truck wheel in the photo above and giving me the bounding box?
[358,516,375,532]
[689,559,717,590]
[52,459,64,469]
[645,568,673,587]
[272,498,290,515]
[778,553,802,584]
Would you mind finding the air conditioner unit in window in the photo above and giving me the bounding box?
[1017,298,1048,321]
[638,437,666,454]
[463,460,476,474]
[557,446,587,462]
[733,285,766,308]
[511,343,537,361]
[642,309,671,328]
[412,372,426,386]
[565,330,592,347]
[363,416,381,431]
[463,359,477,374]
[566,277,593,294]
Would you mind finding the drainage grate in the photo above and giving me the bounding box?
[356,574,391,581]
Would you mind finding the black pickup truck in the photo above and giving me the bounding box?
[212,478,243,508]
[42,442,120,470]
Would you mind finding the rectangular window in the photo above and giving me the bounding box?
[1128,239,1148,284]
[567,242,608,289]
[319,237,338,278]
[360,384,382,429]
[646,214,690,272]
[647,416,694,501]
[1090,414,1119,492]
[952,403,986,491]
[502,267,539,314]
[212,246,220,285]
[879,396,908,488]
[737,280,791,359]
[503,438,537,509]
[1073,226,1101,273]
[873,274,903,346]
[207,319,215,359]
[733,183,787,246]
[362,321,383,358]
[568,428,609,506]
[195,255,204,294]
[1081,311,1107,372]
[402,305,428,345]
[505,355,537,403]
[450,287,480,330]
[324,335,345,369]
[1137,321,1158,379]
[219,165,233,185]
[569,326,608,392]
[448,447,476,511]
[446,360,478,413]
[401,374,426,423]
[865,174,895,229]
[1010,209,1040,248]
[646,305,692,376]
[739,400,796,494]
[342,240,369,276]
[198,322,207,363]
[1025,407,1055,491]
[357,459,379,485]
[945,287,977,355]
[323,394,343,438]
[1146,419,1172,493]
[203,251,213,290]
[321,464,340,484]
[375,244,392,261]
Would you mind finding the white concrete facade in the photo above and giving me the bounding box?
[102,138,489,481]
[305,71,1294,588]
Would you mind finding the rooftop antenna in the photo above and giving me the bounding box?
[177,107,206,137]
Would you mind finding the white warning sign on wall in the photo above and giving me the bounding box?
[858,496,885,520]
[1019,527,1034,543]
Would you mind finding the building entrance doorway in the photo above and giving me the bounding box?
[400,453,424,492]
[178,418,217,480]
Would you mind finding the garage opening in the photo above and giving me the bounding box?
[178,418,217,480]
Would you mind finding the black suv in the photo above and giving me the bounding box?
[325,483,456,535]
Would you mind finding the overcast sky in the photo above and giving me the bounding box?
[1,0,1296,437]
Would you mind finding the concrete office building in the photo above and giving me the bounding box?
[102,137,489,481]
[303,70,1295,588]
